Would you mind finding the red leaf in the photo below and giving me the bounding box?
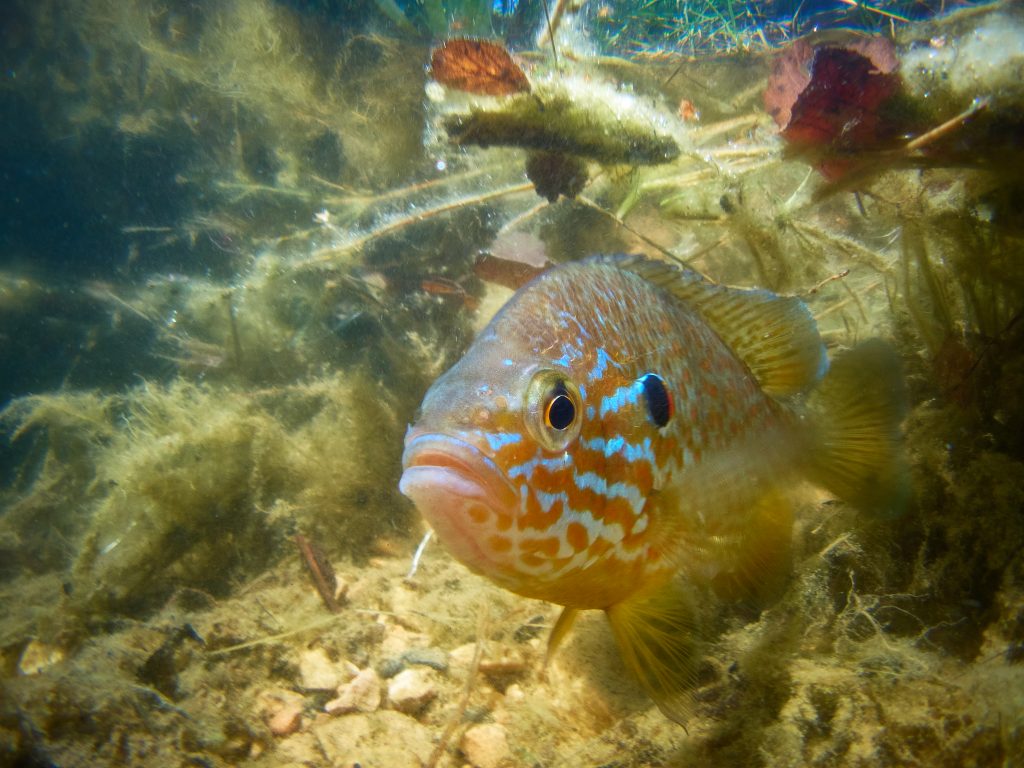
[783,47,903,153]
[431,39,530,96]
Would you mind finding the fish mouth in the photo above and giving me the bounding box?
[400,432,518,573]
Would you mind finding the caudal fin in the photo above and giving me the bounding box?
[805,339,910,516]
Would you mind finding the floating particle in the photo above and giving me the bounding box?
[677,98,699,122]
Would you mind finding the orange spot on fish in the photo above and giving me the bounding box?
[566,521,589,552]
[522,537,560,558]
[469,505,489,524]
[489,535,512,553]
[530,464,573,496]
[523,492,563,529]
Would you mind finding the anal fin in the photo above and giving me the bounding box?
[605,579,701,725]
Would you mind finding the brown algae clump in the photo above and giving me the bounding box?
[444,75,681,166]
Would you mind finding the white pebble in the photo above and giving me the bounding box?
[298,648,341,691]
[387,668,437,715]
[325,668,381,715]
[461,723,511,768]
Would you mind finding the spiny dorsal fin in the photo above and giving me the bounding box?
[604,254,827,397]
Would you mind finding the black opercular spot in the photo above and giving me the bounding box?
[640,373,673,427]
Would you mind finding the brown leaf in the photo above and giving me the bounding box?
[431,38,530,97]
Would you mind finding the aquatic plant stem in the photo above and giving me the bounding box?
[299,183,534,269]
[538,0,563,75]
[226,291,243,367]
[575,196,716,277]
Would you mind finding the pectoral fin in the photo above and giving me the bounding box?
[605,579,702,725]
[706,487,794,604]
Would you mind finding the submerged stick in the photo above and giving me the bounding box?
[296,534,342,613]
[425,603,489,768]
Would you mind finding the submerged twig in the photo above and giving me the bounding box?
[296,534,343,613]
[425,602,490,768]
[207,614,345,655]
[904,96,990,153]
[406,529,433,580]
[576,196,713,274]
[806,268,851,296]
[299,183,534,269]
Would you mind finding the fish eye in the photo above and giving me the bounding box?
[640,373,673,428]
[544,386,576,431]
[526,370,583,451]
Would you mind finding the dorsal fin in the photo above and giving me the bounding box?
[604,253,827,397]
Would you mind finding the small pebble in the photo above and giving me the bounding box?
[298,648,341,691]
[513,614,546,643]
[381,623,430,657]
[18,639,64,676]
[504,684,525,703]
[461,723,510,768]
[377,656,405,679]
[448,643,478,669]
[387,668,437,715]
[462,704,490,724]
[268,701,303,736]
[402,646,448,672]
[325,668,381,715]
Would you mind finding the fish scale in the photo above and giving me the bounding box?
[401,253,906,722]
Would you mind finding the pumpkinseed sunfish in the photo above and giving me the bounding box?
[400,253,906,722]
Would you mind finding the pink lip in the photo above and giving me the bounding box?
[400,432,517,512]
[399,433,518,571]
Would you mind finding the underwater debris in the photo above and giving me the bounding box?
[765,36,899,133]
[524,150,588,202]
[766,36,915,178]
[766,10,1024,181]
[473,253,546,291]
[420,276,481,311]
[677,98,699,122]
[474,230,552,290]
[296,533,344,613]
[430,38,530,96]
[443,75,680,166]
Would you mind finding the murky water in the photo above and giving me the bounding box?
[1,1,1022,766]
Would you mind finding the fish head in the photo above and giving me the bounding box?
[401,265,673,603]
